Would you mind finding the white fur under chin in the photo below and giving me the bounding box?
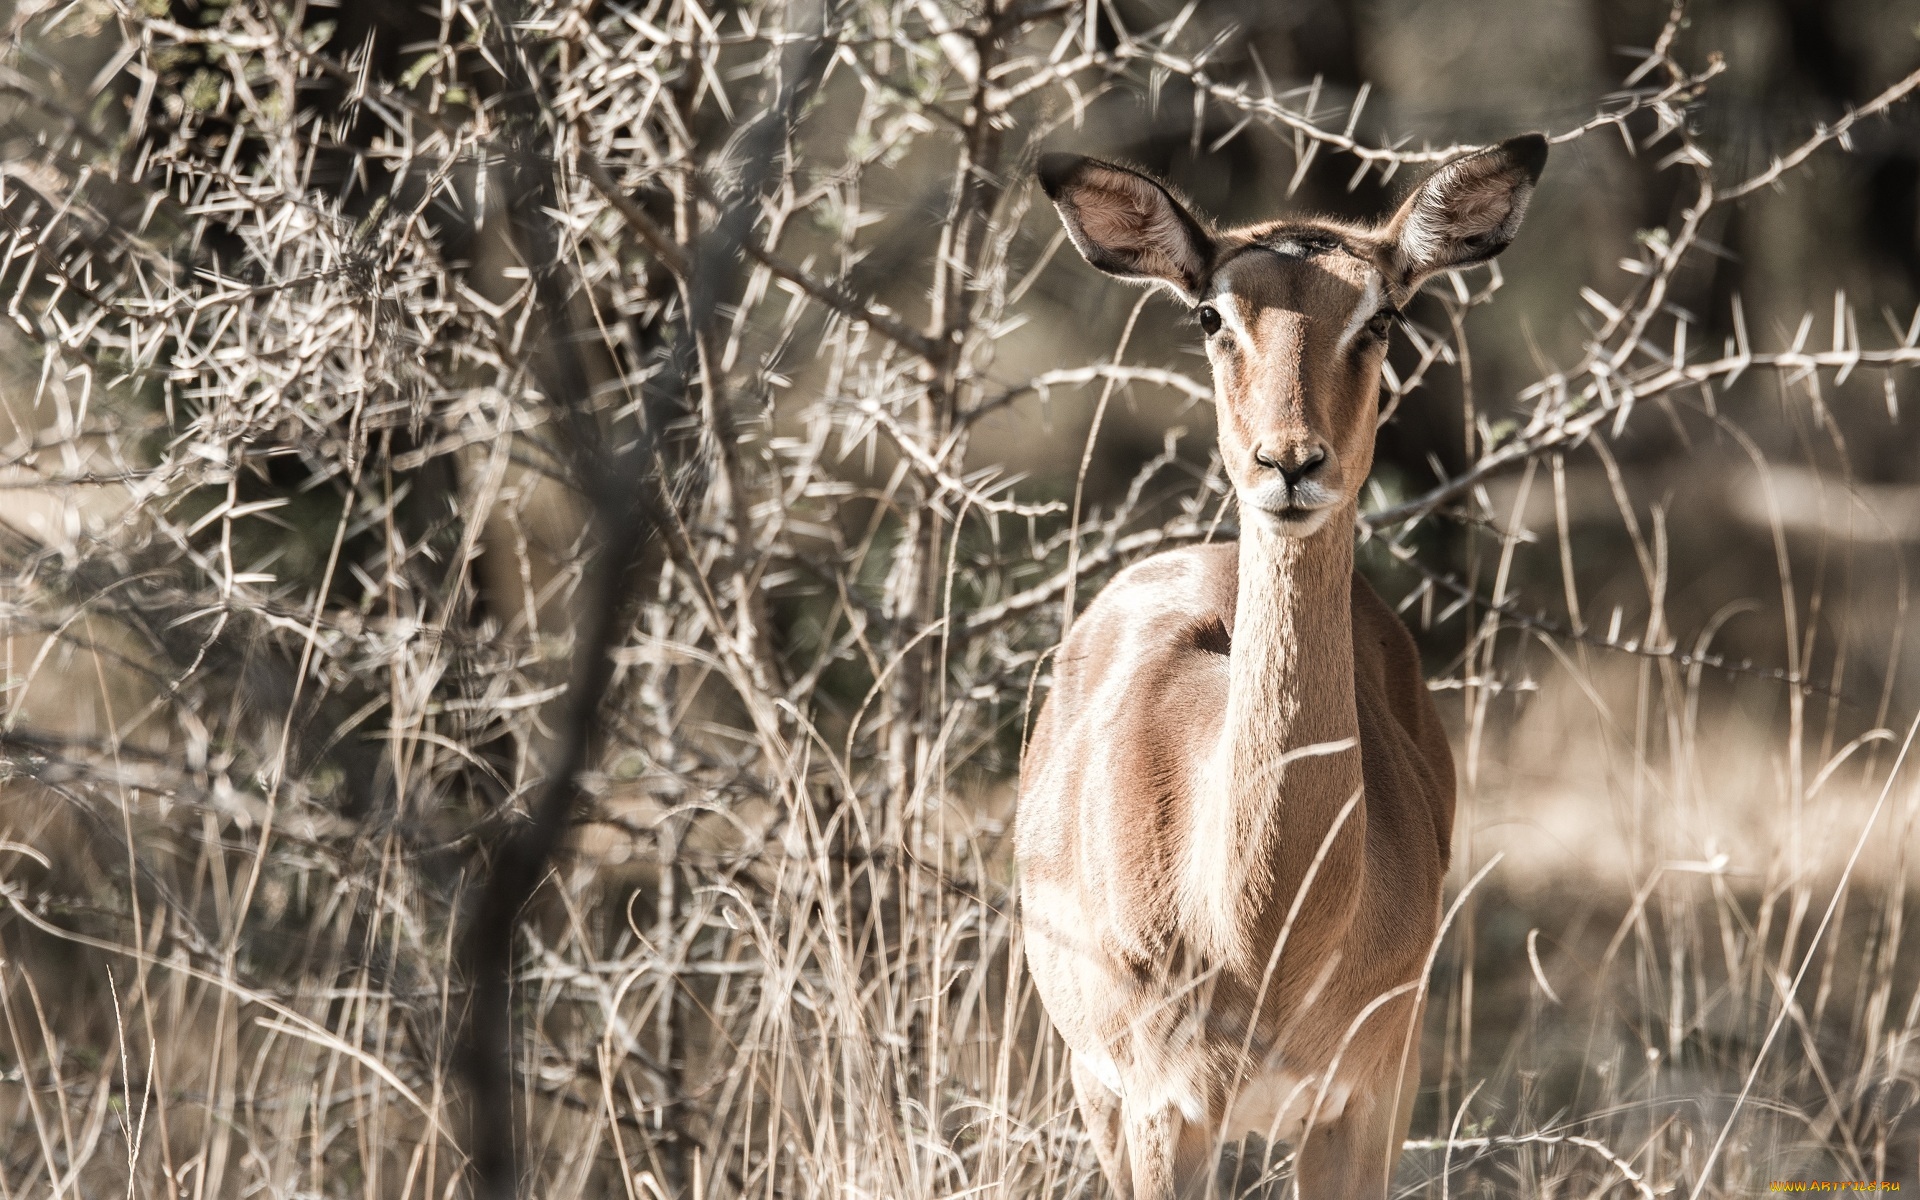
[1245,502,1335,539]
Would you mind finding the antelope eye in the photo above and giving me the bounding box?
[1197,305,1222,336]
[1366,307,1399,341]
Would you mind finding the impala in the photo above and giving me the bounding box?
[1016,135,1546,1199]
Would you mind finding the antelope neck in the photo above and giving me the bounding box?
[1194,510,1366,961]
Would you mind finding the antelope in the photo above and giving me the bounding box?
[1015,135,1546,1199]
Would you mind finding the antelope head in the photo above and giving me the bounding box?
[1038,136,1546,538]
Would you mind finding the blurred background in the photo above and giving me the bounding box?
[1,0,1918,1195]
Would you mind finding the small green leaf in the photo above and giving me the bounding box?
[400,51,439,89]
[183,68,224,114]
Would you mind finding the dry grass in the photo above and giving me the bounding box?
[0,0,1918,1196]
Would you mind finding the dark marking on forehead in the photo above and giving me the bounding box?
[1208,228,1375,289]
[1207,232,1378,307]
[1255,228,1351,259]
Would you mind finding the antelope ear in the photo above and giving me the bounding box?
[1037,153,1215,303]
[1384,134,1547,289]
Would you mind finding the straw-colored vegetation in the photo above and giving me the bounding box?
[0,0,1917,1195]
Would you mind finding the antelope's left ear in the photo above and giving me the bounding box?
[1384,133,1547,289]
[1037,153,1215,303]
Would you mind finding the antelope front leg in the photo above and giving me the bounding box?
[1071,1054,1133,1198]
[1123,1101,1213,1200]
[1291,1056,1419,1200]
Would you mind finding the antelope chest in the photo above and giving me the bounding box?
[1080,1049,1353,1145]
[1219,1063,1352,1143]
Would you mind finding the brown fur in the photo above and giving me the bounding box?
[1020,139,1544,1198]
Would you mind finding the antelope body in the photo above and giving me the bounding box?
[1016,136,1546,1199]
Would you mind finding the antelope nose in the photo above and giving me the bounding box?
[1253,445,1328,488]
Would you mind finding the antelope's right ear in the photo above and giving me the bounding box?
[1037,153,1215,303]
[1383,134,1547,289]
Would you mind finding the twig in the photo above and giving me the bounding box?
[1404,1131,1659,1200]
